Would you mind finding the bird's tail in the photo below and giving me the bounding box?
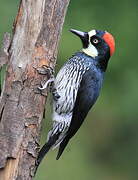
[56,137,70,160]
[36,133,60,170]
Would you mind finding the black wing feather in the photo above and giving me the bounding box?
[56,70,101,159]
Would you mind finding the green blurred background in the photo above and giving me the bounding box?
[0,0,138,179]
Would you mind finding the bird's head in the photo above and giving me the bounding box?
[70,29,115,59]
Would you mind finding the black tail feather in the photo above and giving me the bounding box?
[56,138,70,160]
[36,134,59,170]
[36,142,51,167]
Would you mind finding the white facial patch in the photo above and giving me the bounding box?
[82,43,98,58]
[82,29,98,58]
[88,30,96,37]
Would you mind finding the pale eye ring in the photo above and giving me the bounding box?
[93,38,99,44]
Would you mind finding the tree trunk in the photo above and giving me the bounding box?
[0,0,70,179]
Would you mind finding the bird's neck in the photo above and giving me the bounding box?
[79,51,110,72]
[95,55,110,72]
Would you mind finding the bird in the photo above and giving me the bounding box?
[36,28,115,168]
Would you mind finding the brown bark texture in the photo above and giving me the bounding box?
[0,0,70,179]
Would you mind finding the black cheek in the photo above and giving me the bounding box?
[81,34,89,48]
[82,39,89,48]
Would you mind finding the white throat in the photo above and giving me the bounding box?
[82,44,98,58]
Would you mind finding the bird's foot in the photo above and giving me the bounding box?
[34,65,60,99]
[34,86,48,97]
[34,65,55,95]
[36,65,54,78]
[38,78,55,90]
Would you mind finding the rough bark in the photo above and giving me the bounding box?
[0,0,70,179]
[0,33,11,69]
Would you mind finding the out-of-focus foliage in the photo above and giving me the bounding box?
[0,0,138,179]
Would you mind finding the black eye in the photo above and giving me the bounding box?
[92,38,99,44]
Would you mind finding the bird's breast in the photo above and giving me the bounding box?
[53,53,103,118]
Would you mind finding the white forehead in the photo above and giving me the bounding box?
[88,30,96,37]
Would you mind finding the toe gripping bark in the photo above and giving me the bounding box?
[36,65,60,100]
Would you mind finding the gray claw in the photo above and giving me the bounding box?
[38,78,55,90]
[36,65,54,77]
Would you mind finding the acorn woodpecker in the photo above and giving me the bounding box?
[36,28,115,167]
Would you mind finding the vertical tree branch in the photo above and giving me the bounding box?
[0,0,70,179]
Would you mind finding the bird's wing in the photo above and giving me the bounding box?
[52,57,89,151]
[68,71,101,137]
[53,57,88,121]
[56,69,103,159]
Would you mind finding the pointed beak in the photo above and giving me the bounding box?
[70,29,89,48]
[70,29,86,38]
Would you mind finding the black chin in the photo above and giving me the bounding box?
[70,29,89,48]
